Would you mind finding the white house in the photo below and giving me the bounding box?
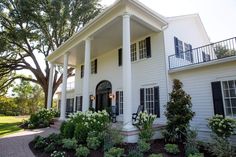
[47,0,236,143]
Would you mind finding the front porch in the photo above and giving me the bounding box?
[46,0,167,133]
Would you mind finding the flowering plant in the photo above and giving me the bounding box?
[208,114,236,138]
[134,111,156,141]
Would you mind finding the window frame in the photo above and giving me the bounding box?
[117,91,123,115]
[130,43,137,62]
[143,87,155,114]
[221,80,236,118]
[139,39,147,60]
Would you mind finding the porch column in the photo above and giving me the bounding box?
[122,13,133,129]
[47,62,54,109]
[74,65,80,112]
[60,53,68,120]
[82,38,91,112]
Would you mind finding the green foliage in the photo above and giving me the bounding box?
[47,133,62,145]
[127,149,143,157]
[105,147,124,157]
[0,96,19,116]
[86,132,101,150]
[185,129,200,157]
[76,145,90,157]
[163,79,195,142]
[134,111,156,141]
[208,114,236,139]
[214,45,236,59]
[137,139,151,153]
[102,127,123,151]
[149,154,163,157]
[44,143,56,153]
[62,121,76,139]
[34,136,48,149]
[207,135,236,157]
[27,108,57,129]
[0,0,102,106]
[50,151,66,157]
[187,153,204,157]
[164,144,180,155]
[62,138,77,150]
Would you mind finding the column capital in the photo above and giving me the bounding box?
[123,12,131,18]
[85,37,93,41]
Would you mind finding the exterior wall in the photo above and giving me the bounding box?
[75,32,168,124]
[169,61,236,141]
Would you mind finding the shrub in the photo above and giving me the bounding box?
[76,145,90,157]
[185,129,200,156]
[74,122,89,144]
[149,154,163,157]
[208,114,236,139]
[105,147,124,157]
[62,138,77,150]
[137,139,151,153]
[164,144,180,155]
[163,79,195,142]
[44,143,56,153]
[50,151,66,157]
[188,153,204,157]
[207,135,236,157]
[134,111,156,141]
[86,132,101,150]
[34,136,48,149]
[47,133,62,145]
[102,127,123,151]
[127,149,143,157]
[62,121,76,139]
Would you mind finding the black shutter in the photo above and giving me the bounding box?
[81,65,84,78]
[94,59,97,74]
[174,37,179,57]
[80,96,83,111]
[211,82,225,116]
[146,37,151,58]
[189,44,193,62]
[66,99,70,112]
[75,96,78,111]
[154,86,160,117]
[140,88,144,108]
[72,98,74,113]
[118,48,122,66]
[115,91,119,115]
[89,95,93,108]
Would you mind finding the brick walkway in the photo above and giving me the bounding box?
[0,127,59,157]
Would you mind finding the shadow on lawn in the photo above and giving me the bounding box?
[0,122,22,137]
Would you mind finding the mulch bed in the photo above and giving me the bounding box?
[29,139,213,157]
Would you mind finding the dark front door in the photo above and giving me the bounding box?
[96,81,112,111]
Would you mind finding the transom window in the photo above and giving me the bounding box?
[139,39,147,59]
[222,80,236,117]
[131,43,137,62]
[144,88,155,114]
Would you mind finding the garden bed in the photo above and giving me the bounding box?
[29,138,212,157]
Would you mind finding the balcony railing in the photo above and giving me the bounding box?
[168,37,236,69]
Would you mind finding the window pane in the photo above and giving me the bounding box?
[225,99,231,107]
[225,107,232,116]
[224,90,229,97]
[231,98,236,107]
[229,81,234,88]
[230,89,236,97]
[223,81,228,89]
[232,108,236,116]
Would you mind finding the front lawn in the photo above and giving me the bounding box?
[0,116,28,137]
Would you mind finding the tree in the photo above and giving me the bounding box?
[163,79,195,142]
[0,0,102,107]
[13,79,45,114]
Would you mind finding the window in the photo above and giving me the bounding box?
[116,91,123,114]
[222,80,236,117]
[66,98,74,115]
[76,96,82,111]
[139,39,147,59]
[91,59,97,74]
[131,43,137,62]
[144,88,155,114]
[174,37,184,58]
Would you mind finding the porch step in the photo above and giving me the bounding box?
[51,118,63,130]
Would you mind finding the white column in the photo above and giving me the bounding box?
[59,53,68,121]
[122,13,133,130]
[73,65,80,112]
[47,63,55,109]
[82,39,91,112]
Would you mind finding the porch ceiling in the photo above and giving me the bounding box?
[55,16,159,66]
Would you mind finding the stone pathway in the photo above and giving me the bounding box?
[0,127,59,157]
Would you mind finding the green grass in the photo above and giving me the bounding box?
[0,116,29,137]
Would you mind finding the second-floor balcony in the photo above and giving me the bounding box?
[168,37,236,70]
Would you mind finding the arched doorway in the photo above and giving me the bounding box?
[96,80,112,111]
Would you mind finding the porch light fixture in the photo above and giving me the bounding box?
[90,95,95,101]
[109,93,115,99]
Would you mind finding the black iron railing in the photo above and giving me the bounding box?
[168,37,236,69]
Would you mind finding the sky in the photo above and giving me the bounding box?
[100,0,236,42]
